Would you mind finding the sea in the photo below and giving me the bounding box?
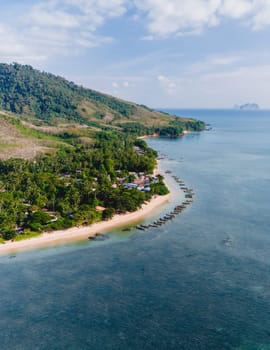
[1,109,270,350]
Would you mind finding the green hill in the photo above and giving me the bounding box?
[0,63,202,126]
[0,63,205,160]
[0,63,205,240]
[0,63,135,124]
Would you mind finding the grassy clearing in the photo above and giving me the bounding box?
[0,142,15,151]
[15,121,64,142]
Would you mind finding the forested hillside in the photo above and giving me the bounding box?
[0,63,204,134]
[0,63,204,241]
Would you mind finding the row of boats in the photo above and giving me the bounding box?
[136,173,194,231]
[172,174,195,198]
[89,172,195,237]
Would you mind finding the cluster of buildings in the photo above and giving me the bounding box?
[122,173,158,192]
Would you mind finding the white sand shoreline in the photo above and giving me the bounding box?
[0,162,173,255]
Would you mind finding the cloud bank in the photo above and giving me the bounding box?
[0,0,126,62]
[134,0,270,37]
[1,0,270,63]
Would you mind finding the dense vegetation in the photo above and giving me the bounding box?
[0,63,135,124]
[0,63,205,242]
[0,133,168,240]
[120,119,205,137]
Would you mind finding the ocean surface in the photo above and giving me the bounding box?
[1,109,270,350]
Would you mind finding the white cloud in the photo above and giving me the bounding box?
[0,24,47,63]
[131,14,140,21]
[25,4,80,29]
[25,0,127,30]
[24,0,127,48]
[251,0,270,30]
[0,24,26,56]
[2,0,270,65]
[209,55,243,66]
[0,0,127,63]
[184,54,244,77]
[218,0,253,19]
[157,75,177,95]
[201,64,270,82]
[134,0,220,37]
[133,0,270,38]
[197,64,270,107]
[141,35,155,41]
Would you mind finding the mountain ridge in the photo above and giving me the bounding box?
[0,63,205,159]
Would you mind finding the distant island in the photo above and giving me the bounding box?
[234,103,259,110]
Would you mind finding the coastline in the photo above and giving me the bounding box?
[0,161,172,255]
[138,129,190,140]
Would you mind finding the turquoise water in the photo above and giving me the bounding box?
[1,109,270,349]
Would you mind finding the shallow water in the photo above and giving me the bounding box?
[1,109,270,349]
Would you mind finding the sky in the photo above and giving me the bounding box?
[1,0,270,108]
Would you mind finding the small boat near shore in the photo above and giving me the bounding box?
[136,225,146,230]
[88,233,110,241]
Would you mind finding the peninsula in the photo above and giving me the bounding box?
[0,63,205,249]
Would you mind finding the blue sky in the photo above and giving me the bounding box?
[1,0,270,108]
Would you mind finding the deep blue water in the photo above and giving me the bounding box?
[1,109,270,349]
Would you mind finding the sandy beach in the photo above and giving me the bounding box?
[0,162,173,255]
